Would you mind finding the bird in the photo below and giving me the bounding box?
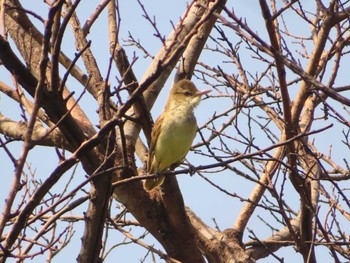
[144,79,211,191]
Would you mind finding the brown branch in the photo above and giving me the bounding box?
[175,0,227,81]
[0,2,58,252]
[0,156,79,260]
[82,0,110,36]
[108,216,182,263]
[5,0,90,93]
[186,207,254,262]
[112,2,228,262]
[0,80,54,127]
[290,4,336,126]
[245,217,300,260]
[21,196,89,255]
[67,0,104,100]
[107,0,153,145]
[5,0,96,137]
[0,113,69,149]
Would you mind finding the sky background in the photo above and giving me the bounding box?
[1,0,349,262]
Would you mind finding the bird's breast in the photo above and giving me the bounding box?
[153,110,197,171]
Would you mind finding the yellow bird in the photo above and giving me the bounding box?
[144,79,211,191]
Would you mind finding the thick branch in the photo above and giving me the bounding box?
[175,0,227,81]
[187,208,254,263]
[246,217,300,260]
[5,0,96,137]
[113,1,227,262]
[0,113,70,150]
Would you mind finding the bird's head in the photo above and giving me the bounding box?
[167,79,211,109]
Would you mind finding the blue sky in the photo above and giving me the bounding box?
[1,0,349,262]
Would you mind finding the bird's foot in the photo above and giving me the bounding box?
[188,163,196,176]
[154,171,161,179]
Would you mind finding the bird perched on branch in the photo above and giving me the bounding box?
[144,79,211,191]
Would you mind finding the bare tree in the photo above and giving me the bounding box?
[1,0,350,262]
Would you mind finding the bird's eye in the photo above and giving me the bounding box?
[184,92,191,96]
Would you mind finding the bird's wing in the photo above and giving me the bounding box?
[147,114,164,173]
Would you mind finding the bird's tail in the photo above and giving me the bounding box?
[143,175,165,191]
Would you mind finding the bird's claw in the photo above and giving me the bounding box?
[188,163,196,176]
[154,171,161,179]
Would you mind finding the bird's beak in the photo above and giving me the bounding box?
[195,89,211,97]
